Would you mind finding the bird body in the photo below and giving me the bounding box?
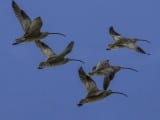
[38,56,70,68]
[78,90,113,105]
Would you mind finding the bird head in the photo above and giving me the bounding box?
[106,44,117,50]
[37,62,49,69]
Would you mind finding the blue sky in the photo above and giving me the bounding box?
[1,0,160,120]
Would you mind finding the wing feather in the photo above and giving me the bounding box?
[35,41,56,58]
[12,1,31,32]
[79,67,99,93]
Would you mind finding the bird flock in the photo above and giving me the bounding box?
[11,1,151,107]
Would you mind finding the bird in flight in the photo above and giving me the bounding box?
[88,60,138,90]
[106,26,150,55]
[35,41,85,69]
[12,1,65,45]
[77,67,128,106]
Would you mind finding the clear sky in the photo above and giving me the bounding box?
[1,0,160,120]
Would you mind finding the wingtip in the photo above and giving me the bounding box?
[70,41,74,45]
[109,26,114,32]
[109,26,114,29]
[79,66,85,75]
[12,1,16,7]
[35,16,41,20]
[79,66,83,71]
[12,0,17,7]
[68,41,74,48]
[12,0,15,4]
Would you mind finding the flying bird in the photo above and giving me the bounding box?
[12,1,65,45]
[35,41,85,69]
[77,67,128,106]
[106,26,150,55]
[88,60,138,90]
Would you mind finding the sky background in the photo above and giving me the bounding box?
[1,0,160,120]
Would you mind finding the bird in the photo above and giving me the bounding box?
[88,60,138,90]
[35,40,85,69]
[106,26,151,55]
[77,67,128,106]
[12,0,65,45]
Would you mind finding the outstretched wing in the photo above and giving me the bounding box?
[134,46,150,55]
[125,43,150,55]
[24,17,42,36]
[109,26,123,41]
[35,41,56,58]
[79,67,99,93]
[103,73,115,90]
[12,1,31,32]
[58,41,74,57]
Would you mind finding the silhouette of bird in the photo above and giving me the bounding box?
[88,60,138,90]
[35,41,84,69]
[106,26,150,55]
[12,0,65,45]
[77,67,128,106]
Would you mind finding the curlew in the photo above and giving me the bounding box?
[88,60,138,90]
[77,67,128,106]
[106,26,150,55]
[12,1,65,45]
[35,41,84,69]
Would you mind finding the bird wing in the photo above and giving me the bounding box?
[103,73,115,90]
[92,60,110,71]
[24,17,42,37]
[134,46,149,55]
[109,26,123,41]
[79,67,99,94]
[35,41,56,58]
[125,42,150,55]
[12,1,31,32]
[58,41,74,57]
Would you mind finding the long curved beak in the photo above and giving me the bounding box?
[120,67,138,72]
[49,32,66,37]
[111,91,128,97]
[68,58,85,64]
[137,39,150,43]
